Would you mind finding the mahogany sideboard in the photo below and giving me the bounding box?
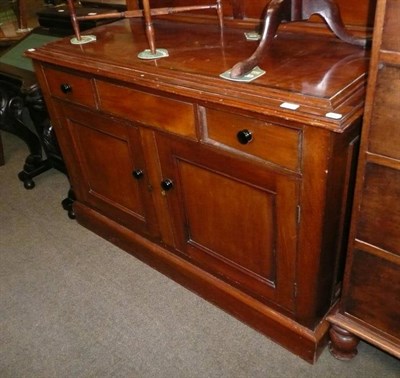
[328,0,400,360]
[26,14,369,363]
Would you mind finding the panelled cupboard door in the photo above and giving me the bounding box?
[156,134,299,311]
[54,103,159,239]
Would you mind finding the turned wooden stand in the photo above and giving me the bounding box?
[230,0,368,77]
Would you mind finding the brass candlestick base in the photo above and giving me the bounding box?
[70,35,97,45]
[137,48,169,60]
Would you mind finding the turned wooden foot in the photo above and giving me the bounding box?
[329,324,360,360]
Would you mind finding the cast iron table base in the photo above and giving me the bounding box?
[0,66,75,218]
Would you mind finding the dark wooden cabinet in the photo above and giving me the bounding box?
[328,0,400,360]
[27,14,369,363]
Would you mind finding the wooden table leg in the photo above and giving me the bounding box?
[66,0,82,41]
[142,0,156,55]
[230,0,290,78]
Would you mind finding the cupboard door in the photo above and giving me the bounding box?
[157,135,299,310]
[55,103,159,238]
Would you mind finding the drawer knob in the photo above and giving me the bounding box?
[237,129,253,144]
[60,83,72,94]
[161,178,174,191]
[132,169,144,179]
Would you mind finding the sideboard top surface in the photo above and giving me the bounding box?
[27,18,369,130]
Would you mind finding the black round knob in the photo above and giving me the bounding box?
[161,179,174,191]
[237,129,253,144]
[132,169,144,179]
[60,83,72,94]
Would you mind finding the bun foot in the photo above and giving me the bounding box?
[329,324,360,360]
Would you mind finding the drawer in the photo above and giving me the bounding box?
[43,66,96,108]
[345,249,400,339]
[203,108,301,171]
[357,162,400,256]
[96,80,196,138]
[369,65,400,160]
[382,0,400,52]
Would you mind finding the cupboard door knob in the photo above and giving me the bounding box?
[60,83,72,94]
[237,129,253,144]
[132,169,144,179]
[161,179,174,191]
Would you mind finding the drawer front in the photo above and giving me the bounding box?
[368,65,400,160]
[203,108,301,171]
[43,66,96,108]
[344,248,400,339]
[96,80,196,138]
[357,162,400,256]
[382,0,400,52]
